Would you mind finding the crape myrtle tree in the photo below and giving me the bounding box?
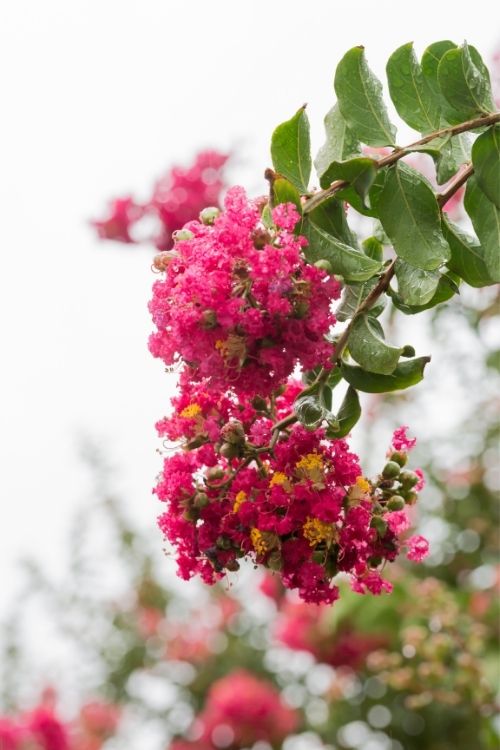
[146,41,499,603]
[1,38,498,750]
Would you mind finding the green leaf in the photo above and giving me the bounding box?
[271,177,303,213]
[362,236,384,262]
[341,357,430,393]
[442,215,498,287]
[335,170,387,218]
[463,177,500,281]
[389,272,459,314]
[377,163,450,270]
[348,315,403,374]
[386,42,440,133]
[314,104,360,180]
[318,157,377,207]
[394,259,440,306]
[336,278,385,322]
[435,133,472,184]
[421,40,457,102]
[472,125,500,208]
[293,393,325,430]
[334,46,397,147]
[302,218,381,282]
[271,106,311,192]
[437,42,495,120]
[326,387,361,439]
[306,196,357,247]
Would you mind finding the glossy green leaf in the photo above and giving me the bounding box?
[394,259,440,305]
[271,106,311,192]
[348,315,403,374]
[293,393,325,430]
[335,170,387,218]
[341,357,430,393]
[472,125,500,208]
[326,387,361,439]
[334,46,397,147]
[437,42,495,120]
[442,216,498,287]
[362,236,384,262]
[302,219,381,282]
[389,272,459,314]
[271,177,303,213]
[336,278,385,322]
[307,196,357,247]
[314,104,360,180]
[410,131,472,185]
[377,163,450,270]
[421,40,456,102]
[386,42,440,133]
[463,177,500,281]
[318,157,377,207]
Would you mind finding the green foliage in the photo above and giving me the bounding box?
[464,176,500,281]
[377,163,450,270]
[437,43,495,121]
[341,357,430,392]
[334,46,397,146]
[472,125,500,207]
[348,315,404,374]
[387,42,440,133]
[314,104,360,180]
[271,106,311,192]
[325,385,361,438]
[302,218,381,282]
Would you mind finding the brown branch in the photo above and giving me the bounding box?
[303,111,500,214]
[436,163,473,207]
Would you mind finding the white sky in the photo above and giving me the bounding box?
[0,1,498,607]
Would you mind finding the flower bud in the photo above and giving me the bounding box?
[193,492,209,508]
[371,516,388,535]
[387,495,406,511]
[219,442,241,459]
[152,252,175,272]
[293,299,310,318]
[225,559,240,572]
[267,551,282,571]
[200,309,217,329]
[405,490,418,506]
[172,228,194,242]
[221,420,245,445]
[251,395,268,411]
[199,206,221,225]
[400,470,419,489]
[216,535,232,550]
[382,461,401,479]
[207,467,225,482]
[390,450,408,467]
[314,259,332,272]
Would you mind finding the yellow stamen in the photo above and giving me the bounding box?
[270,472,288,487]
[233,491,246,513]
[180,403,202,419]
[303,517,335,547]
[295,452,324,472]
[250,528,269,556]
[355,476,371,494]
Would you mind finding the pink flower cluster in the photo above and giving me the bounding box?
[92,151,227,250]
[0,700,120,750]
[149,187,339,397]
[169,671,298,750]
[154,363,428,603]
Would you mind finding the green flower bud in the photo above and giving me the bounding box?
[382,461,401,479]
[172,228,194,242]
[221,420,245,445]
[371,516,388,535]
[405,490,418,506]
[193,492,209,508]
[219,442,240,459]
[387,495,406,511]
[400,470,419,489]
[390,450,408,467]
[216,535,232,550]
[207,467,225,482]
[199,206,221,225]
[314,259,332,272]
[201,309,217,329]
[267,551,282,571]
